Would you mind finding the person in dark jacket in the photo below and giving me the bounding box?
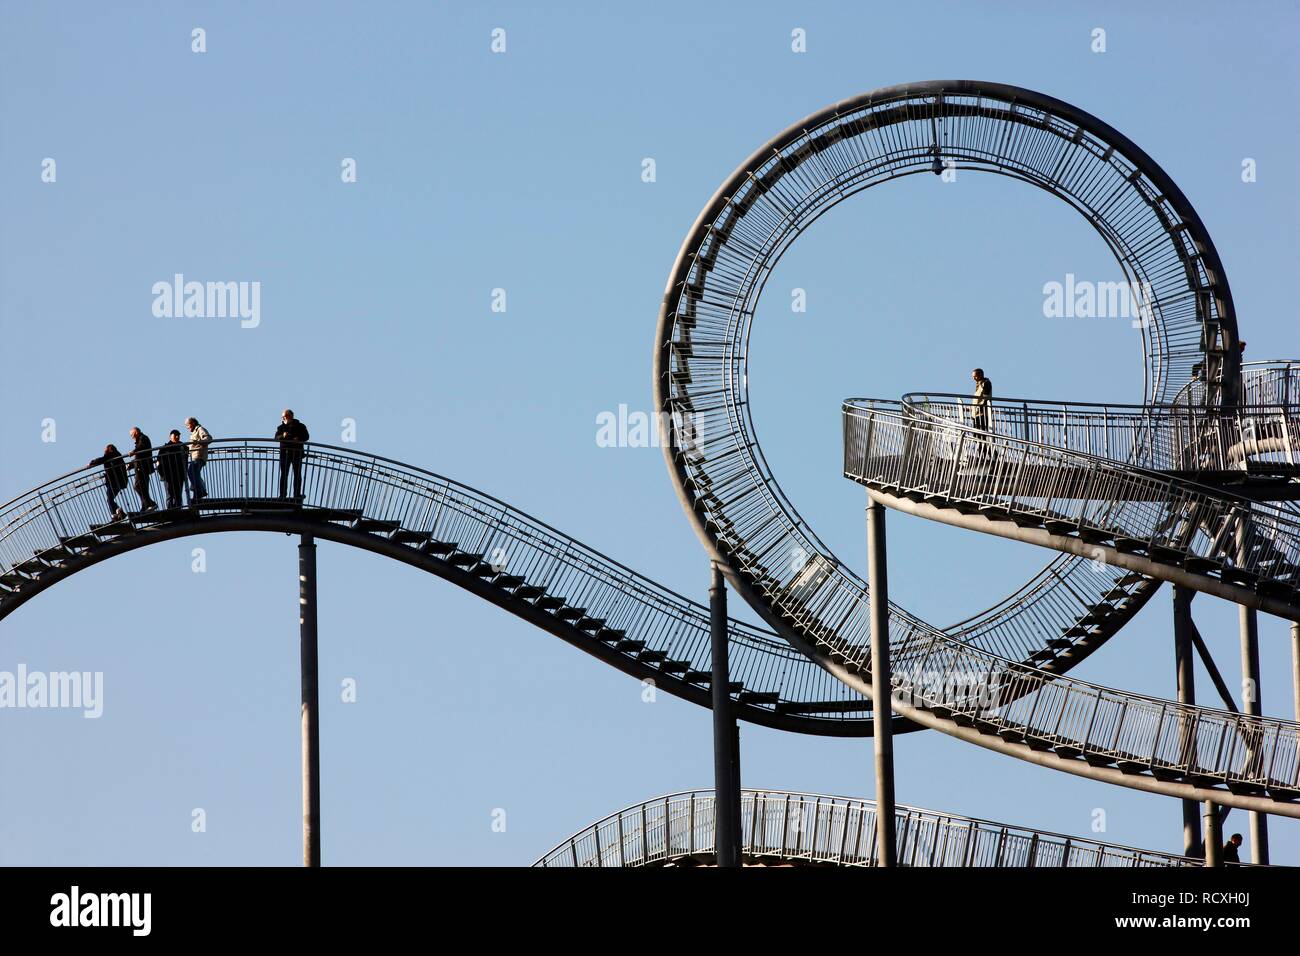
[157,429,188,509]
[128,426,157,512]
[274,409,310,500]
[88,444,129,521]
[1222,832,1243,864]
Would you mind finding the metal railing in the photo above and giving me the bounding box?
[656,84,1239,697]
[903,392,1300,474]
[844,400,1300,592]
[1177,359,1300,409]
[534,789,1204,867]
[0,440,869,726]
[833,402,1300,798]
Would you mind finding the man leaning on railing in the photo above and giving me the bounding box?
[275,409,310,501]
[184,417,212,504]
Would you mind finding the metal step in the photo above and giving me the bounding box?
[390,529,431,546]
[355,517,401,534]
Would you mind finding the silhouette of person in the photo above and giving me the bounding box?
[157,429,188,510]
[971,368,993,431]
[128,426,157,512]
[1222,832,1243,864]
[184,417,212,503]
[88,444,129,521]
[274,409,310,500]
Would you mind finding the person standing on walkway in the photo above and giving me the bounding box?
[88,444,130,521]
[128,426,158,512]
[274,409,310,500]
[971,368,993,431]
[157,429,188,509]
[1222,832,1243,864]
[185,417,212,503]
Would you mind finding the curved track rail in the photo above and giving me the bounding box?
[0,439,872,736]
[534,789,1207,868]
[4,81,1298,844]
[653,81,1300,816]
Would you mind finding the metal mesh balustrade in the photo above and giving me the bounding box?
[533,789,1205,867]
[843,401,1300,593]
[902,393,1300,475]
[0,440,868,728]
[837,403,1300,796]
[657,84,1240,709]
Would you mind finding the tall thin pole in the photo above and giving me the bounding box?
[1238,605,1268,864]
[709,563,741,867]
[866,498,897,867]
[1203,801,1222,867]
[299,534,321,867]
[1292,622,1300,726]
[1172,586,1200,856]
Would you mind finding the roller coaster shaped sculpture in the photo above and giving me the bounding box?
[3,82,1298,865]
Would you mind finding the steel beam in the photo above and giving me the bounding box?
[1172,586,1200,856]
[1238,605,1268,864]
[1203,801,1223,867]
[866,500,897,867]
[868,490,1300,621]
[1293,622,1300,724]
[299,534,321,867]
[709,563,741,867]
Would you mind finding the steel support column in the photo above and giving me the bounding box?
[299,534,321,868]
[1172,586,1200,856]
[1293,622,1300,724]
[1203,800,1223,867]
[866,499,897,867]
[1238,605,1268,864]
[709,563,741,867]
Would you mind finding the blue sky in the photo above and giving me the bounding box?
[1,0,1297,865]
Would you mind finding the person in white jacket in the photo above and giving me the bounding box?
[184,416,212,503]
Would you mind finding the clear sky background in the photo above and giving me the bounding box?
[1,1,1297,865]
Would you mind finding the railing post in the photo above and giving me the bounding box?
[866,496,897,867]
[709,563,741,867]
[299,534,321,867]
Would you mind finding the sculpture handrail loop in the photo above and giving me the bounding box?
[0,439,873,733]
[898,392,1300,474]
[844,400,1300,598]
[534,788,1211,868]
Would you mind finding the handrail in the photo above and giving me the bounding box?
[839,400,1300,799]
[0,440,870,727]
[898,392,1300,474]
[533,788,1209,867]
[845,398,1300,566]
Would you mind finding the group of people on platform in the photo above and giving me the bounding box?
[87,410,309,520]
